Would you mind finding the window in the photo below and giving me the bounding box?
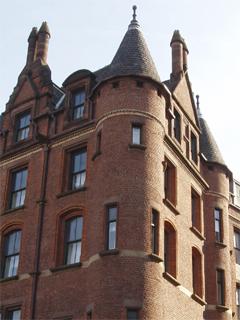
[127,309,139,320]
[215,209,222,242]
[164,159,176,205]
[217,269,224,306]
[7,309,21,320]
[107,206,117,250]
[191,133,197,163]
[136,81,143,88]
[192,247,202,298]
[10,168,28,209]
[164,221,176,278]
[132,126,141,145]
[151,210,158,254]
[2,230,21,278]
[64,217,83,265]
[97,132,101,152]
[191,190,201,231]
[72,91,85,120]
[15,112,30,142]
[236,182,240,206]
[113,81,119,88]
[237,285,240,320]
[87,312,92,320]
[70,148,87,190]
[234,230,240,264]
[173,110,180,142]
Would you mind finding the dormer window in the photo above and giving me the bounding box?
[173,109,180,142]
[72,91,85,120]
[15,112,30,142]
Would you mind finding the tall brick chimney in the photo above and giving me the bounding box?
[26,27,38,65]
[170,30,184,82]
[36,22,51,63]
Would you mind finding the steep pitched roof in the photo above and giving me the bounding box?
[94,6,160,83]
[199,116,225,165]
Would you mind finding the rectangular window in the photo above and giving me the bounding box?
[151,210,157,254]
[164,159,176,205]
[127,309,139,320]
[132,126,141,145]
[97,132,101,152]
[8,310,21,320]
[70,148,87,190]
[236,182,240,206]
[191,133,197,163]
[173,110,180,142]
[215,209,222,242]
[87,312,92,320]
[234,230,240,264]
[191,191,201,231]
[237,285,240,320]
[10,168,28,209]
[65,217,83,265]
[72,91,85,120]
[164,230,169,273]
[15,112,30,142]
[217,269,224,306]
[107,206,117,250]
[2,230,21,278]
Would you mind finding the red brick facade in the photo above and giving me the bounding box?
[0,14,240,320]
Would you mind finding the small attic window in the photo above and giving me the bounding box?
[113,82,119,89]
[136,81,143,88]
[208,166,213,172]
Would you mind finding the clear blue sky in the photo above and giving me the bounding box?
[0,0,239,180]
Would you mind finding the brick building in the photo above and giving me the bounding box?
[1,6,240,320]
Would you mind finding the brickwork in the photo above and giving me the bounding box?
[0,15,239,320]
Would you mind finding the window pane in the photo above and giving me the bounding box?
[215,220,220,233]
[13,231,21,253]
[132,127,141,144]
[108,207,117,221]
[235,232,240,248]
[215,209,220,220]
[67,242,76,264]
[127,310,139,320]
[108,221,116,250]
[14,171,22,191]
[73,154,81,173]
[74,93,82,106]
[76,217,83,240]
[13,255,19,276]
[20,169,28,188]
[69,218,77,242]
[7,233,16,255]
[10,309,21,320]
[80,151,87,171]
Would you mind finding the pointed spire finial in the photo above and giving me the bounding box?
[132,5,137,20]
[196,95,200,109]
[196,95,203,118]
[128,5,140,30]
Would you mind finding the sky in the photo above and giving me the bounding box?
[0,0,239,181]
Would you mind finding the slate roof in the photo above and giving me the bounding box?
[199,117,225,165]
[94,11,160,83]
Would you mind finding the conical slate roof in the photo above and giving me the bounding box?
[95,6,160,83]
[199,117,225,165]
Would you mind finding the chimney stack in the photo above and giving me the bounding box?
[183,39,189,71]
[36,22,51,63]
[170,30,184,82]
[27,27,38,65]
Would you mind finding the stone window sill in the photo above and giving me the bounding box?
[128,143,147,151]
[99,249,120,257]
[191,293,207,306]
[214,241,227,248]
[0,275,18,284]
[163,272,180,286]
[56,186,86,199]
[1,205,26,216]
[163,199,180,215]
[50,262,82,273]
[216,305,229,312]
[91,150,102,161]
[190,227,206,241]
[149,253,163,263]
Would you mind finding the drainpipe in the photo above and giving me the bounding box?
[31,118,38,140]
[29,145,50,319]
[87,97,93,120]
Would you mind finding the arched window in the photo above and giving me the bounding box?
[164,221,176,278]
[2,230,21,278]
[192,247,203,298]
[64,217,83,265]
